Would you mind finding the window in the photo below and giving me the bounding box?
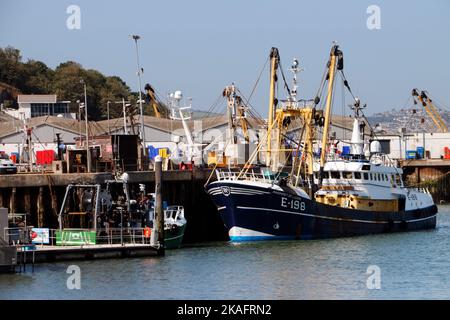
[330,171,341,179]
[396,175,402,185]
[354,172,362,179]
[54,103,68,114]
[30,102,68,117]
[343,171,353,179]
[31,103,50,117]
[363,173,369,180]
[369,173,373,180]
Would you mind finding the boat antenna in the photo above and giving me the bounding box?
[288,58,303,105]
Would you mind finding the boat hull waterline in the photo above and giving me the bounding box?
[206,182,437,242]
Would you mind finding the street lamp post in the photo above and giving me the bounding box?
[107,100,111,135]
[81,79,91,173]
[131,34,145,168]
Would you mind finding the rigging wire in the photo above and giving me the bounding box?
[278,59,291,97]
[247,55,270,106]
[313,63,330,109]
[341,73,346,141]
[235,87,264,121]
[332,70,405,179]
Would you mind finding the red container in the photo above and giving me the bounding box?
[36,150,55,165]
[444,147,450,160]
[178,162,193,171]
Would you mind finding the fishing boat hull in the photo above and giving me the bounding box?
[206,181,437,241]
[164,223,187,249]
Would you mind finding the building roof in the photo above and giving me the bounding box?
[18,94,57,104]
[97,116,186,135]
[0,110,18,123]
[0,113,356,142]
[0,116,103,140]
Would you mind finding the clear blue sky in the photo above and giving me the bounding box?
[1,0,449,116]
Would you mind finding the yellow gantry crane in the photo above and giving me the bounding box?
[412,88,448,133]
[144,83,162,118]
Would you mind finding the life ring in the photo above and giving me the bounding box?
[144,227,152,238]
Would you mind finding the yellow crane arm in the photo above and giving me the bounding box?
[413,89,448,133]
[144,83,161,118]
[237,106,250,143]
[426,97,448,133]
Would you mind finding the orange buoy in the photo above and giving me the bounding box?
[144,227,152,238]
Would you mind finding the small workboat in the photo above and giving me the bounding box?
[57,178,187,249]
[163,206,187,249]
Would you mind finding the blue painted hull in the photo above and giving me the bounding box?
[206,182,437,242]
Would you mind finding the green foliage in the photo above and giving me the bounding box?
[0,46,141,121]
[0,46,26,92]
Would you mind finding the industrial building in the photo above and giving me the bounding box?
[3,94,74,119]
[372,132,450,160]
[0,109,389,172]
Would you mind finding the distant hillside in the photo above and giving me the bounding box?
[367,108,450,134]
[0,46,140,120]
[0,81,20,108]
[190,109,223,119]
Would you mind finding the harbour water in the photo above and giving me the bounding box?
[1,205,449,300]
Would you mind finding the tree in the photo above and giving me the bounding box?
[22,60,54,93]
[52,61,85,116]
[0,46,25,88]
[0,46,137,120]
[98,76,134,119]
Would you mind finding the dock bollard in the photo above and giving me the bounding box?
[151,156,165,256]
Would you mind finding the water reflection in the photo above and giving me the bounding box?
[1,206,449,299]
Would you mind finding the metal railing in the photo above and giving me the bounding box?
[3,226,153,246]
[3,227,33,245]
[95,227,150,245]
[215,169,273,183]
[408,187,431,194]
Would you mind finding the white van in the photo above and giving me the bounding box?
[0,152,17,174]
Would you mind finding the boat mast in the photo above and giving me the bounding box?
[266,47,279,167]
[350,99,365,156]
[223,84,237,145]
[319,44,341,185]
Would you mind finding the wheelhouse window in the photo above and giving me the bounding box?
[330,171,341,179]
[343,171,353,179]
